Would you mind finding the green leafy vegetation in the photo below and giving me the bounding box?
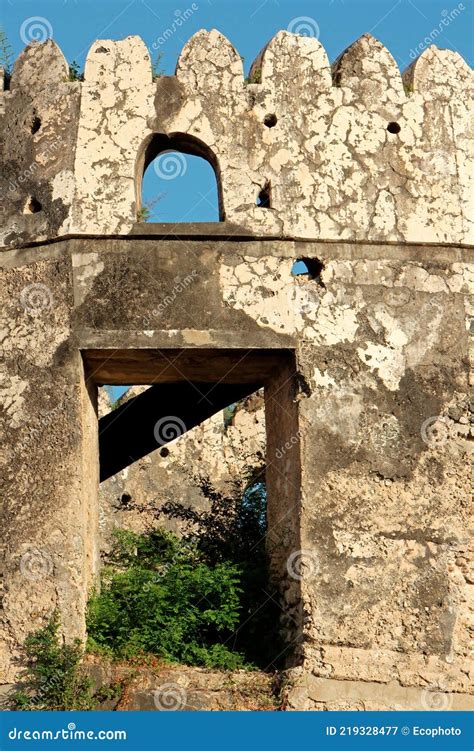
[161,477,284,670]
[87,477,284,671]
[87,529,245,669]
[10,614,94,710]
[152,51,165,80]
[136,193,164,222]
[9,478,283,711]
[136,206,151,222]
[68,60,84,82]
[245,67,262,84]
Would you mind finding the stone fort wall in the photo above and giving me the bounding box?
[0,30,472,709]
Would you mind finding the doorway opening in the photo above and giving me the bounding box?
[84,348,302,672]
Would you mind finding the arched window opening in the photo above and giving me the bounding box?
[137,134,223,223]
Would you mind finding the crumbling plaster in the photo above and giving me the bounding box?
[0,27,473,711]
[0,31,473,245]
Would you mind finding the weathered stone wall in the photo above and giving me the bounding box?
[0,32,472,244]
[0,30,472,710]
[0,247,99,683]
[1,236,471,708]
[0,40,80,245]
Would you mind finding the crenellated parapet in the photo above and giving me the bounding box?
[0,30,472,246]
[1,28,473,706]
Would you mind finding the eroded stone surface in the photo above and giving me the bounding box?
[0,32,473,244]
[0,29,472,711]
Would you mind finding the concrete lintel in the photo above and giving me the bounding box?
[78,329,294,352]
[83,348,295,386]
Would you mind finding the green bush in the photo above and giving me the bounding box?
[87,529,245,669]
[161,478,285,670]
[10,614,94,710]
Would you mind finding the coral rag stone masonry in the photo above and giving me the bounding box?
[0,29,473,711]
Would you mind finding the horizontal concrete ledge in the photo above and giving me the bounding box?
[287,674,474,711]
[78,329,294,351]
[1,235,473,269]
[130,221,260,237]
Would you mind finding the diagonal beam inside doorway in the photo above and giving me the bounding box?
[98,380,261,481]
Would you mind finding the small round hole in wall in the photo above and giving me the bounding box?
[387,122,401,134]
[160,447,170,458]
[264,113,278,128]
[24,196,42,214]
[31,115,41,134]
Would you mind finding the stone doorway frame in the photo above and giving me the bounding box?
[83,346,304,663]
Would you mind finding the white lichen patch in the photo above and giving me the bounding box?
[357,342,406,391]
[72,252,105,306]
